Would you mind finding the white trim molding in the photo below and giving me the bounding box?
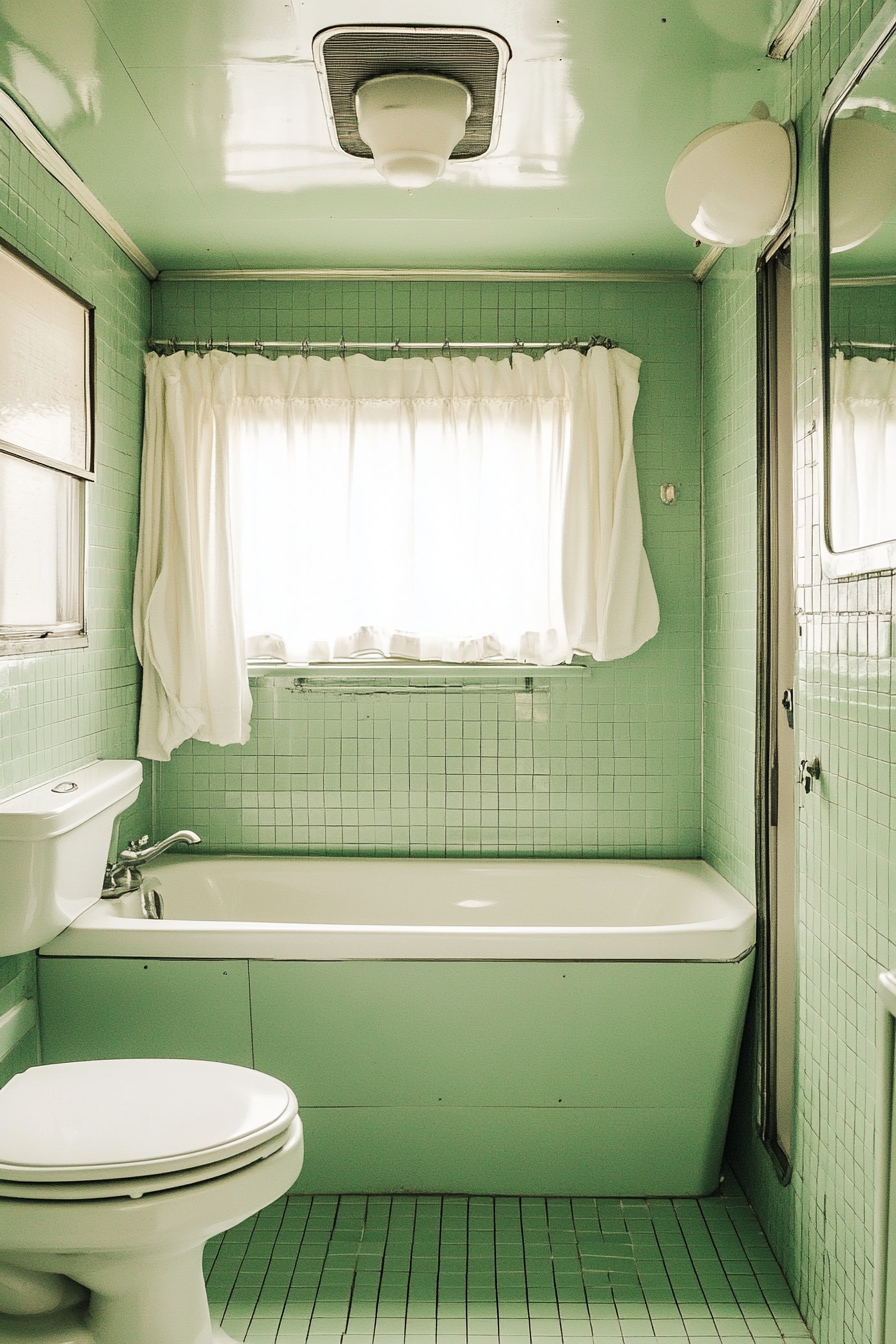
[0,88,158,280]
[0,996,37,1064]
[768,0,823,59]
[692,245,726,283]
[157,267,694,284]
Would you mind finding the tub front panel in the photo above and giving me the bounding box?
[249,960,747,1108]
[251,957,753,1195]
[36,952,753,1196]
[37,957,253,1068]
[293,1107,726,1198]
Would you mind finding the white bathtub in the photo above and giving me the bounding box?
[38,856,756,1197]
[43,855,755,960]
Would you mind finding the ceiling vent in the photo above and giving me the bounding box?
[313,26,511,166]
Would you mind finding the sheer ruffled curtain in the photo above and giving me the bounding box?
[133,354,251,761]
[830,351,896,551]
[134,346,659,760]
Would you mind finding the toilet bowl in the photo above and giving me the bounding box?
[0,1058,304,1344]
[0,764,304,1340]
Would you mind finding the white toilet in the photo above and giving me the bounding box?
[0,762,304,1344]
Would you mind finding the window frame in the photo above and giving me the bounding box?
[0,238,95,656]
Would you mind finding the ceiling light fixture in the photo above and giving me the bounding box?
[665,103,797,248]
[355,74,472,189]
[313,25,510,188]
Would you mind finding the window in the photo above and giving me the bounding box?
[0,241,93,654]
[134,346,659,759]
[238,374,581,666]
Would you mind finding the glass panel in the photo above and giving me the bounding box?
[0,451,83,631]
[825,24,896,567]
[0,244,90,472]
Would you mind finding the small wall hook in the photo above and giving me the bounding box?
[660,483,677,505]
[800,757,821,793]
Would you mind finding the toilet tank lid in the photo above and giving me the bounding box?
[0,1059,298,1182]
[0,761,143,841]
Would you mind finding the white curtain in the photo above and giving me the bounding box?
[830,351,896,551]
[134,353,251,762]
[134,346,659,761]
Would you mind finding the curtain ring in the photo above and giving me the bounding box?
[392,340,402,355]
[441,339,451,359]
[510,339,525,369]
[339,338,346,360]
[254,340,264,356]
[167,337,176,356]
[302,339,310,358]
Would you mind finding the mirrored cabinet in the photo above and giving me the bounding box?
[822,7,896,576]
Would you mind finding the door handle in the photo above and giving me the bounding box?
[782,688,794,729]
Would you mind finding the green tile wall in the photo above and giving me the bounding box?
[704,3,894,1343]
[829,279,896,345]
[0,122,150,1038]
[702,247,760,902]
[150,279,702,857]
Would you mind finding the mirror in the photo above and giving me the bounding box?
[823,10,896,577]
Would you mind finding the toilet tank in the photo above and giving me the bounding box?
[0,761,142,955]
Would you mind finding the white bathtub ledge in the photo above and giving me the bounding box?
[40,858,755,962]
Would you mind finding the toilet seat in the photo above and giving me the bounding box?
[0,1059,298,1197]
[0,1126,295,1201]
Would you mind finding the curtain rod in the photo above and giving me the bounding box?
[148,336,617,355]
[833,339,896,351]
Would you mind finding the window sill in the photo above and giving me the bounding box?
[1,632,88,656]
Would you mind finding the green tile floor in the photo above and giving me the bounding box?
[203,1178,812,1344]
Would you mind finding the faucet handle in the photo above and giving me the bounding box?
[127,835,150,853]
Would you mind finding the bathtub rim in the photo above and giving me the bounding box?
[39,856,756,962]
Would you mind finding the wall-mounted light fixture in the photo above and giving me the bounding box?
[665,103,797,248]
[829,111,896,252]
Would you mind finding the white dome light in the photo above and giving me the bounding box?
[355,73,472,189]
[665,106,795,248]
[829,114,896,252]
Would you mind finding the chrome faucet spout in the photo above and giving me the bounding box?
[101,831,202,898]
[119,830,202,864]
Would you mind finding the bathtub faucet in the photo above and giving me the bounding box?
[101,830,201,898]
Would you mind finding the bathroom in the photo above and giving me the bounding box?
[0,0,893,1340]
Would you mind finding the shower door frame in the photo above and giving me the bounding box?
[755,230,797,1180]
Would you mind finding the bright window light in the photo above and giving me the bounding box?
[236,392,572,664]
